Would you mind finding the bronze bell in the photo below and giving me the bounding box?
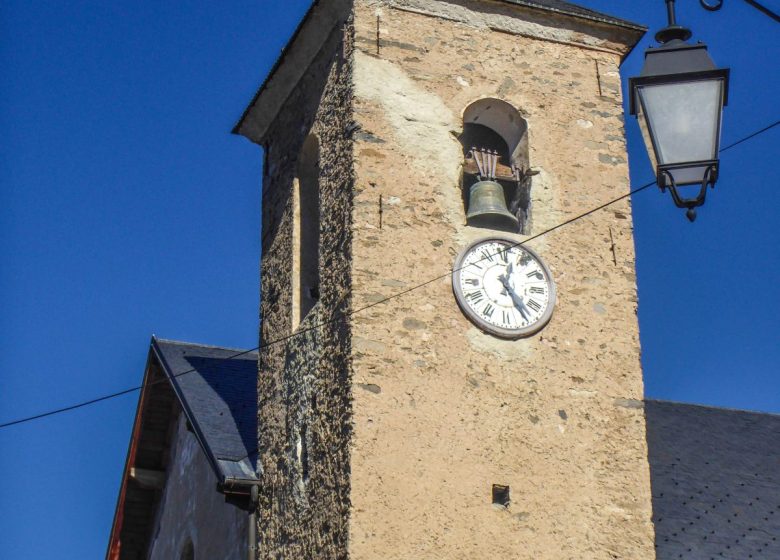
[466,180,520,232]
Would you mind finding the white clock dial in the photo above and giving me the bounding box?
[452,237,556,338]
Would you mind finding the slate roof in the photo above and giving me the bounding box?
[646,400,780,559]
[497,0,645,31]
[152,338,259,484]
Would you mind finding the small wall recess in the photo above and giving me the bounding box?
[492,484,511,508]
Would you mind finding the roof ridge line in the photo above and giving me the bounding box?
[152,336,258,354]
[491,0,647,32]
[647,398,780,418]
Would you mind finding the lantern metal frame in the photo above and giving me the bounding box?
[629,0,730,221]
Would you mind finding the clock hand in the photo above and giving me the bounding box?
[502,261,515,292]
[498,274,530,321]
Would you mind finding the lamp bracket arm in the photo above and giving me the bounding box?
[700,0,780,23]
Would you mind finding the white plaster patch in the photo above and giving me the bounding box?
[456,76,470,87]
[569,389,598,398]
[465,327,532,360]
[355,51,464,226]
[577,119,594,129]
[355,51,460,181]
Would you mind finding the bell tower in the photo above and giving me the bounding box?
[235,1,654,558]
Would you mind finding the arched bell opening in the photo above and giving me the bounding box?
[460,99,532,234]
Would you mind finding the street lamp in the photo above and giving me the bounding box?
[629,0,730,221]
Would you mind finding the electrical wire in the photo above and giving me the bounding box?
[720,119,779,152]
[0,348,260,430]
[1,118,778,432]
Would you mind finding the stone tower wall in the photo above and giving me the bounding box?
[256,12,355,558]
[347,1,655,559]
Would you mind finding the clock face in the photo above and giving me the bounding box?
[452,237,556,339]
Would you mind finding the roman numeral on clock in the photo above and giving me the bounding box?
[482,303,495,318]
[465,278,480,287]
[527,299,542,312]
[502,310,512,325]
[466,291,484,304]
[529,286,545,295]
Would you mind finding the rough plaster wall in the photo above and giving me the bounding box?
[256,11,355,559]
[348,1,654,559]
[148,413,247,560]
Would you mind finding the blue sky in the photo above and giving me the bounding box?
[1,1,778,558]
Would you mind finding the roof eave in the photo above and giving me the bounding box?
[232,0,351,145]
[231,0,323,140]
[504,0,646,33]
[104,340,158,560]
[499,0,646,62]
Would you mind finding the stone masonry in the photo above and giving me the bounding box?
[253,7,355,558]
[239,1,655,558]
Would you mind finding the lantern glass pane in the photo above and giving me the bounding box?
[638,79,723,166]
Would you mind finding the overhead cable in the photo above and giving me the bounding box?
[1,118,777,431]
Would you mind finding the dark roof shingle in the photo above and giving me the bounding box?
[153,338,259,482]
[646,400,780,559]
